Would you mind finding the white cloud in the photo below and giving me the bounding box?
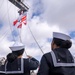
[40,0,75,31]
[0,38,12,57]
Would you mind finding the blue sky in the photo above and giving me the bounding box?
[31,0,44,18]
[0,0,75,59]
[0,23,3,29]
[70,31,75,39]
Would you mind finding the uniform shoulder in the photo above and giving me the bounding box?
[43,52,51,57]
[42,52,52,60]
[41,52,53,66]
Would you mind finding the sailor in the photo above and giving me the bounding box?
[0,42,39,75]
[37,32,75,75]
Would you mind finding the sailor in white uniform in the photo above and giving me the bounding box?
[0,42,39,75]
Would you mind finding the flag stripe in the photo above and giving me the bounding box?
[13,20,18,26]
[17,23,22,28]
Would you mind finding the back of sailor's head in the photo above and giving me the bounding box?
[52,32,72,49]
[7,42,25,62]
[9,42,25,56]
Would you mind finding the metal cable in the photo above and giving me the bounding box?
[1,2,12,22]
[0,0,4,11]
[7,0,15,41]
[28,25,44,54]
[0,28,10,42]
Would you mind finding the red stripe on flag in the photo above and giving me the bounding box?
[21,16,26,22]
[17,23,22,28]
[13,20,18,26]
[23,20,27,25]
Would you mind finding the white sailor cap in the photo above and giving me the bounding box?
[53,32,71,40]
[9,42,25,51]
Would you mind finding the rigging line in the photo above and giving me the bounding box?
[20,28,22,43]
[17,14,27,55]
[0,27,9,39]
[13,1,23,43]
[0,0,4,10]
[14,1,17,19]
[28,25,44,54]
[7,0,15,41]
[18,28,22,43]
[0,28,10,42]
[18,26,27,56]
[13,1,21,42]
[1,3,12,22]
[18,17,22,43]
[18,25,27,55]
[13,1,22,43]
